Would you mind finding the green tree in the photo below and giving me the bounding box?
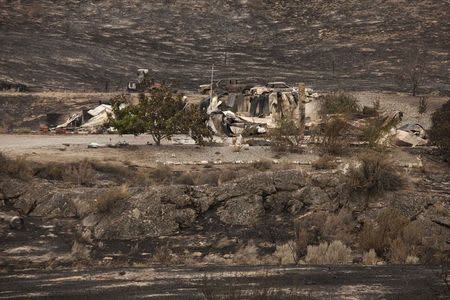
[182,103,213,146]
[110,86,212,146]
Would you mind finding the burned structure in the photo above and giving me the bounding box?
[202,83,311,137]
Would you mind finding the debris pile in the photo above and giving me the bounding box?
[55,104,112,133]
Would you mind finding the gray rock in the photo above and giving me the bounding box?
[217,195,264,226]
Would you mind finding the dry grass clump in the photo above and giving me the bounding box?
[273,241,297,265]
[145,163,173,185]
[305,240,352,265]
[362,249,381,265]
[312,155,337,170]
[348,152,402,196]
[232,241,262,265]
[94,185,129,214]
[63,160,96,186]
[0,153,33,181]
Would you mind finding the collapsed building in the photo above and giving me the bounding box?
[202,83,316,137]
[55,104,113,133]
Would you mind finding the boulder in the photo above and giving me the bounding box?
[217,195,264,226]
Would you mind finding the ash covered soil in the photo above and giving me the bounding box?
[0,0,449,92]
[0,265,448,299]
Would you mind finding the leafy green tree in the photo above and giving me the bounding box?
[182,103,213,146]
[110,86,212,146]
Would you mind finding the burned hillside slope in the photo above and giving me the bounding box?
[0,0,449,92]
[1,159,449,269]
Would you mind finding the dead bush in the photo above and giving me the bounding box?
[270,117,303,153]
[323,209,354,245]
[173,172,195,185]
[218,168,239,184]
[35,162,66,180]
[429,100,450,161]
[94,185,130,214]
[319,117,350,155]
[312,155,337,170]
[195,171,219,186]
[273,241,297,265]
[91,162,133,179]
[388,237,409,264]
[63,160,96,186]
[362,249,381,265]
[359,208,421,262]
[0,153,33,181]
[291,227,311,263]
[147,164,173,185]
[348,152,402,197]
[251,159,273,171]
[232,241,262,265]
[320,92,360,116]
[305,240,352,265]
[405,255,420,264]
[152,244,174,265]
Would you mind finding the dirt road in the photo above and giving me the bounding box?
[0,265,447,299]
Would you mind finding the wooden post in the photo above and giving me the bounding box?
[298,83,306,137]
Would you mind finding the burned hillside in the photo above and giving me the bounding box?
[0,0,449,92]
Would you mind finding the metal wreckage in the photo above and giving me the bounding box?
[200,84,316,137]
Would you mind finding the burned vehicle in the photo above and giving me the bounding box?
[199,78,266,95]
[250,81,297,95]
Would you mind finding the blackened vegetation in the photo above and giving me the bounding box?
[429,100,450,162]
[0,1,448,93]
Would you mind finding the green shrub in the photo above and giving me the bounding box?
[320,92,360,116]
[348,152,402,196]
[270,117,303,153]
[429,100,450,161]
[361,115,400,148]
[319,117,350,155]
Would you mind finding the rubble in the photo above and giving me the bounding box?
[204,83,310,137]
